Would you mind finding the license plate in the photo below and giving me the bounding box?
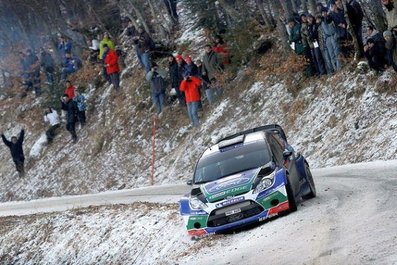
[225,208,241,216]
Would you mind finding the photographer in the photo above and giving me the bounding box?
[44,107,61,144]
[179,73,202,127]
[146,63,167,117]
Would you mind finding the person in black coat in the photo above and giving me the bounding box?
[62,95,78,143]
[1,129,25,177]
[364,38,387,71]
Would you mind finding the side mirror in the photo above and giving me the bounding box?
[186,180,193,186]
[283,149,293,159]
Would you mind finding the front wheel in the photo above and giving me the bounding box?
[302,163,316,200]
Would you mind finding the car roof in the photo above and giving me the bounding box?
[202,131,267,158]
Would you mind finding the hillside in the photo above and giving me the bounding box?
[1,3,397,203]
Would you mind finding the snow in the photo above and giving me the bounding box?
[0,161,396,264]
[29,133,47,158]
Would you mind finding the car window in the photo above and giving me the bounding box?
[268,135,284,165]
[194,141,272,184]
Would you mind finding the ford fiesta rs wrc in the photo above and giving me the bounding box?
[179,124,316,237]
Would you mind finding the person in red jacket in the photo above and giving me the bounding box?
[103,44,120,90]
[179,74,202,127]
[64,80,76,100]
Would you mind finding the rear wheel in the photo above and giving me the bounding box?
[285,175,297,212]
[302,163,316,199]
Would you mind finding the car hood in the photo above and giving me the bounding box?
[201,168,259,203]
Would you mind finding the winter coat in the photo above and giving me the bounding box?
[384,4,397,29]
[385,35,397,66]
[74,95,87,112]
[202,51,223,81]
[40,51,55,72]
[347,0,364,29]
[329,9,348,40]
[65,100,78,124]
[104,49,120,75]
[44,109,60,126]
[134,31,154,53]
[176,62,186,86]
[99,38,115,60]
[24,54,40,73]
[289,23,305,55]
[213,44,231,65]
[179,76,202,103]
[64,85,76,100]
[183,63,199,77]
[169,60,180,88]
[1,130,25,162]
[146,69,167,94]
[300,22,310,49]
[58,41,72,56]
[62,56,80,73]
[365,43,387,71]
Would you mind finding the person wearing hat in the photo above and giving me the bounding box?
[307,14,326,75]
[1,129,25,177]
[175,54,187,105]
[183,56,198,77]
[384,29,397,71]
[99,33,114,61]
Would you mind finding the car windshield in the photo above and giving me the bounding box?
[193,141,272,184]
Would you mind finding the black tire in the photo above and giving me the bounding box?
[285,175,297,212]
[302,163,316,200]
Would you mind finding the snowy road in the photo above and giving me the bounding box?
[0,184,190,217]
[0,161,397,265]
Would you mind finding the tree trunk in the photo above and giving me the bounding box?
[307,0,317,15]
[342,0,361,60]
[366,0,387,32]
[301,0,308,14]
[271,0,290,53]
[280,0,294,20]
[128,0,151,36]
[147,0,167,40]
[264,0,276,26]
[291,0,298,14]
[255,0,272,28]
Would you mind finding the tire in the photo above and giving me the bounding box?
[285,174,297,212]
[302,163,316,200]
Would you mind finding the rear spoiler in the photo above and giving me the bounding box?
[217,124,288,144]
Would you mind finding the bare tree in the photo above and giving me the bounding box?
[270,0,290,53]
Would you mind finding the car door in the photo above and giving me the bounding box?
[267,135,301,198]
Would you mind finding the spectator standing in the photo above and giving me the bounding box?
[74,90,87,127]
[89,36,100,64]
[103,44,120,90]
[64,80,76,100]
[317,13,341,73]
[196,59,214,104]
[384,30,397,71]
[202,44,223,83]
[132,27,154,73]
[180,75,202,127]
[364,38,387,71]
[307,14,326,75]
[1,129,25,177]
[40,48,55,85]
[62,95,78,143]
[146,63,167,116]
[183,56,198,77]
[175,54,187,105]
[23,49,41,96]
[44,107,60,144]
[212,36,231,65]
[60,53,81,82]
[99,33,115,61]
[288,18,305,55]
[329,1,348,42]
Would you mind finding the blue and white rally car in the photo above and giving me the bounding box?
[179,124,316,237]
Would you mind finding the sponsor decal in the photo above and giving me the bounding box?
[204,168,258,194]
[208,184,250,201]
[215,196,245,208]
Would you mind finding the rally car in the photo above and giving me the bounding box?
[179,124,316,237]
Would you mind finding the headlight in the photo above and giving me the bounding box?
[253,172,275,194]
[189,196,207,210]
